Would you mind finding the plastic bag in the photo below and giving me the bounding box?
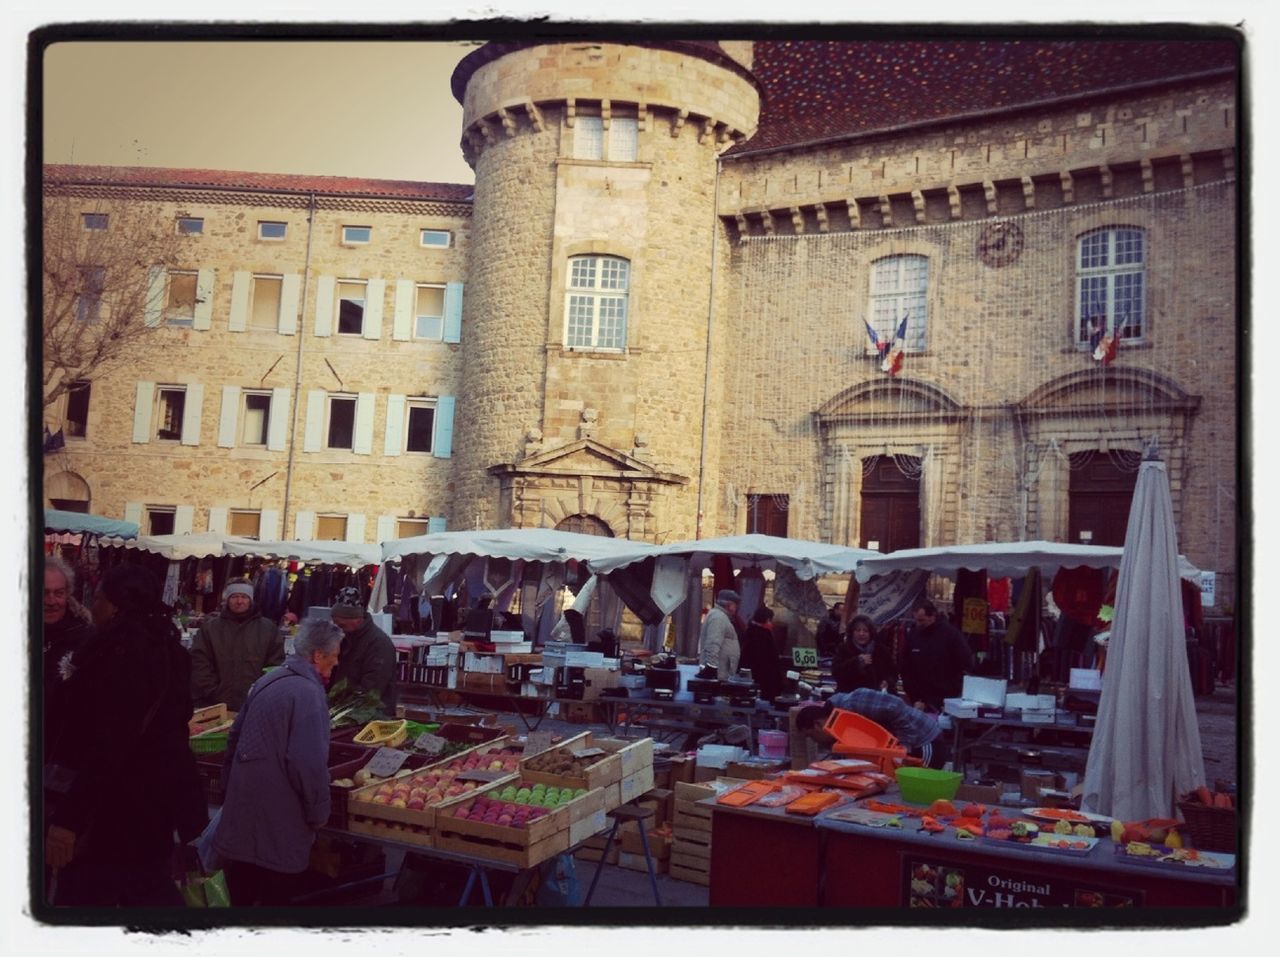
[181,869,230,907]
[534,852,580,906]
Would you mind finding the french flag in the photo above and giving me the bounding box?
[863,318,886,356]
[881,312,909,376]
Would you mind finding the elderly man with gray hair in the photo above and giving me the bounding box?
[698,589,742,678]
[210,617,341,906]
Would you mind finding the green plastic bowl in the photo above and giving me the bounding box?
[895,766,962,804]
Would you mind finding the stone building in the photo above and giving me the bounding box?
[41,37,1241,609]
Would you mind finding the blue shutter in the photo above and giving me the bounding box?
[433,395,455,458]
[443,282,464,343]
[428,516,447,533]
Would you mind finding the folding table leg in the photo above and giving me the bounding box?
[636,824,663,906]
[581,819,621,906]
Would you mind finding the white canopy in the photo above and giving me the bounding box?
[853,540,1202,585]
[102,532,379,566]
[101,531,236,561]
[587,533,879,581]
[381,527,652,565]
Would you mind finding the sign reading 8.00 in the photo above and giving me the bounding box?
[792,647,818,668]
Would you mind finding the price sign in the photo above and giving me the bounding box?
[524,730,556,756]
[792,647,818,668]
[414,732,447,756]
[456,769,507,783]
[571,747,607,760]
[961,598,989,635]
[365,747,410,778]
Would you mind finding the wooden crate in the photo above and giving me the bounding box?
[603,764,656,810]
[669,862,710,886]
[671,848,711,872]
[189,703,235,735]
[522,732,654,794]
[347,813,434,849]
[575,844,619,864]
[672,832,712,860]
[618,851,668,874]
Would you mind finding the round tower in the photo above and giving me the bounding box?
[449,41,760,539]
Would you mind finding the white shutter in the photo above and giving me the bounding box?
[228,271,251,332]
[267,387,290,451]
[144,268,166,327]
[279,273,301,335]
[346,513,367,543]
[433,395,455,458]
[376,515,396,543]
[180,382,204,446]
[207,506,228,534]
[124,501,143,528]
[362,278,385,340]
[353,392,375,455]
[194,268,215,330]
[428,516,447,533]
[174,505,195,535]
[259,508,281,540]
[383,394,406,456]
[443,282,464,343]
[314,275,335,337]
[217,385,240,448]
[303,390,326,452]
[132,382,155,443]
[294,510,316,540]
[392,279,414,341]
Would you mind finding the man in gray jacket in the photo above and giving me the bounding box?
[212,617,340,906]
[698,589,742,677]
[190,581,283,712]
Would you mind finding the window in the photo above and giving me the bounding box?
[258,221,287,240]
[315,514,348,541]
[327,395,356,450]
[146,506,176,536]
[249,275,283,330]
[336,281,366,335]
[747,494,789,538]
[1077,227,1146,343]
[155,387,186,441]
[166,271,199,326]
[420,229,451,248]
[565,255,629,350]
[610,117,639,162]
[396,518,428,538]
[241,391,272,446]
[228,509,261,538]
[342,225,372,245]
[81,213,108,231]
[176,217,204,235]
[573,116,638,162]
[405,399,436,453]
[574,117,604,160]
[76,266,105,323]
[65,381,90,438]
[868,255,929,352]
[414,284,445,340]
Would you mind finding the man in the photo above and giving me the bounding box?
[698,589,741,677]
[900,598,974,711]
[329,587,398,712]
[815,601,844,658]
[795,690,951,769]
[43,556,93,704]
[190,581,284,712]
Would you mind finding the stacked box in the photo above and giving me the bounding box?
[462,672,506,693]
[574,832,619,864]
[463,651,506,674]
[521,733,655,813]
[637,787,674,826]
[670,781,715,885]
[505,653,543,684]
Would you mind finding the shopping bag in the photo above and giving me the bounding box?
[181,869,230,907]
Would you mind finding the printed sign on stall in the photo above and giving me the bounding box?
[902,857,1140,909]
[792,647,819,668]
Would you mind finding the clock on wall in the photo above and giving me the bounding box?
[976,221,1024,268]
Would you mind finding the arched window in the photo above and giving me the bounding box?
[1076,227,1146,344]
[565,255,629,350]
[868,255,928,352]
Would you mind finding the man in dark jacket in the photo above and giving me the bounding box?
[329,589,398,712]
[43,557,93,759]
[901,598,974,711]
[815,601,844,658]
[190,581,284,711]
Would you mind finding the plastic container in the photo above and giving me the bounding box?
[758,729,789,760]
[896,767,962,804]
[823,708,906,772]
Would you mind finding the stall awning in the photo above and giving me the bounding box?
[587,533,879,581]
[380,527,654,565]
[221,538,381,567]
[44,507,139,539]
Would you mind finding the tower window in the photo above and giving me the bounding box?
[564,255,629,350]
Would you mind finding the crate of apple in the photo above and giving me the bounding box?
[450,782,590,828]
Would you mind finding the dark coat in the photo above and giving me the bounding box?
[190,607,284,711]
[42,610,93,761]
[815,613,843,657]
[832,635,898,693]
[46,609,207,865]
[329,614,398,712]
[739,622,784,701]
[901,618,974,709]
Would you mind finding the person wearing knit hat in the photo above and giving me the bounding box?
[189,579,284,712]
[328,586,398,713]
[698,587,741,677]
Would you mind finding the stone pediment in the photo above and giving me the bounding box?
[1017,368,1200,417]
[491,438,686,485]
[817,377,964,423]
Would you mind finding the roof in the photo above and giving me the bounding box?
[734,38,1240,157]
[42,164,474,204]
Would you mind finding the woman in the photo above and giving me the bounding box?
[210,617,341,906]
[738,605,784,701]
[45,564,207,907]
[832,614,897,694]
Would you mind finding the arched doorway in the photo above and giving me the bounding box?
[554,514,616,637]
[859,455,921,552]
[45,470,91,513]
[1068,451,1138,547]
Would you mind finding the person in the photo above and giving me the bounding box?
[738,605,783,701]
[900,598,974,711]
[42,556,94,759]
[44,565,207,907]
[329,586,398,712]
[795,690,951,769]
[815,601,844,658]
[832,613,897,693]
[211,617,341,906]
[697,589,741,677]
[190,580,284,712]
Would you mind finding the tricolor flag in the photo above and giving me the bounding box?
[1093,333,1118,366]
[863,318,886,356]
[881,312,909,376]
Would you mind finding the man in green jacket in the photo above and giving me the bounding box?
[190,581,284,711]
[329,589,398,713]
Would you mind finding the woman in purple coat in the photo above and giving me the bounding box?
[211,617,341,906]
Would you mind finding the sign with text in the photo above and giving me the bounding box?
[902,855,1140,909]
[792,647,819,668]
[414,732,447,756]
[961,598,989,635]
[455,769,507,784]
[524,730,555,756]
[365,747,411,778]
[570,747,607,760]
[1199,571,1216,607]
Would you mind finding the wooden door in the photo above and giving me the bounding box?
[860,456,921,552]
[1068,453,1137,547]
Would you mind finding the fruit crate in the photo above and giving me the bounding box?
[519,732,654,794]
[189,703,234,736]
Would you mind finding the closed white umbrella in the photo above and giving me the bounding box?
[1081,452,1206,820]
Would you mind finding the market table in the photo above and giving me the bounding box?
[600,691,786,742]
[949,715,1095,778]
[399,682,559,732]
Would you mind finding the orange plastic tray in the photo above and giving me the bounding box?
[786,790,844,816]
[716,780,779,807]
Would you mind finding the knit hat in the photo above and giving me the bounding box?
[716,589,741,606]
[223,582,254,602]
[331,586,365,619]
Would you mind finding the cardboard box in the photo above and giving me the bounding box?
[667,754,696,785]
[726,758,790,780]
[955,781,1002,804]
[1069,668,1103,690]
[638,786,674,824]
[619,827,672,859]
[961,675,1008,707]
[581,667,621,701]
[943,698,979,718]
[1020,769,1060,800]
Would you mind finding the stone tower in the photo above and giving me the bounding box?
[449,41,760,540]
